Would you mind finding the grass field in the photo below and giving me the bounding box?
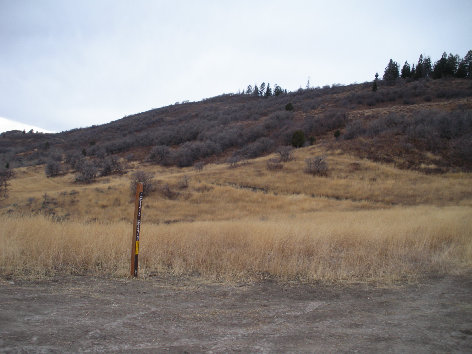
[1,146,472,282]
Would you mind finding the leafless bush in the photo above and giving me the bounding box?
[227,155,240,168]
[75,161,98,184]
[453,134,472,165]
[126,154,134,162]
[303,109,347,137]
[343,121,365,140]
[266,158,283,171]
[65,151,81,170]
[99,156,124,176]
[148,145,170,165]
[159,183,177,199]
[45,160,61,177]
[0,167,14,198]
[129,170,155,196]
[305,155,328,176]
[276,146,293,162]
[239,137,274,158]
[48,151,63,162]
[194,161,205,171]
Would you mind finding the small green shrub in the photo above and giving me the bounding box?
[291,130,306,148]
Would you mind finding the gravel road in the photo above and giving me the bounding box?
[1,274,471,352]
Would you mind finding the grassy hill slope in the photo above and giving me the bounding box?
[1,78,472,283]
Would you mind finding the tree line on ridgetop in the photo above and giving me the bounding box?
[380,50,472,84]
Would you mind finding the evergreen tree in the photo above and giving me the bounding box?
[253,85,259,96]
[246,85,253,94]
[446,53,459,77]
[410,64,416,78]
[265,83,272,97]
[456,60,468,78]
[433,53,446,79]
[415,55,424,79]
[372,73,378,92]
[291,130,305,148]
[464,50,472,78]
[259,82,266,96]
[423,56,432,78]
[383,59,399,83]
[401,61,411,79]
[274,84,283,96]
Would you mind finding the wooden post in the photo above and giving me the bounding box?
[130,182,144,277]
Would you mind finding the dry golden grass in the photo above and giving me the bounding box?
[1,146,472,282]
[4,148,472,224]
[1,206,471,282]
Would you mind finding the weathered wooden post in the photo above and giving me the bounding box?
[130,182,144,277]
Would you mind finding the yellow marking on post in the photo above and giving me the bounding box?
[135,241,139,255]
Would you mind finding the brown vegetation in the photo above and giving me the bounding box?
[1,145,472,282]
[1,78,472,283]
[1,206,471,282]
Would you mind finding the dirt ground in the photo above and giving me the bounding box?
[1,274,471,353]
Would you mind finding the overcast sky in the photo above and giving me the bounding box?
[1,0,471,132]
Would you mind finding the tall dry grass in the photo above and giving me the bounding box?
[1,206,471,282]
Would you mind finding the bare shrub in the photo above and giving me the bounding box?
[239,137,274,158]
[159,183,177,199]
[343,121,365,140]
[305,155,328,176]
[194,161,205,171]
[65,151,81,170]
[302,109,347,136]
[126,154,134,162]
[148,145,170,165]
[45,160,61,177]
[75,161,98,184]
[129,171,155,196]
[99,156,124,176]
[453,134,472,165]
[173,146,194,167]
[48,151,63,162]
[266,158,283,171]
[0,167,14,198]
[277,146,293,162]
[227,155,240,168]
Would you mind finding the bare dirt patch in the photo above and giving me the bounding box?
[1,275,471,352]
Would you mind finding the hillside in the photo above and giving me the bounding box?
[1,77,472,283]
[1,78,472,174]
